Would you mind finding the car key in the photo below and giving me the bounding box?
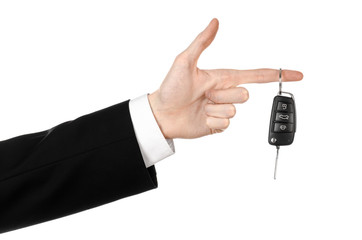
[268,68,296,179]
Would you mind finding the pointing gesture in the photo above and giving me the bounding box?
[148,18,303,139]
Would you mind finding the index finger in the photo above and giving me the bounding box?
[207,68,303,86]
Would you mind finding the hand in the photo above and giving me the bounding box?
[148,18,303,139]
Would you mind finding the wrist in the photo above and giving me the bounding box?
[148,91,175,139]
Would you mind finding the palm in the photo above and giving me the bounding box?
[157,63,217,138]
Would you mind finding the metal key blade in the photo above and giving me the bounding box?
[274,146,280,180]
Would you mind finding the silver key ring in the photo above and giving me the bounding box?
[278,68,295,100]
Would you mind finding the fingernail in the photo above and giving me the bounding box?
[297,72,304,80]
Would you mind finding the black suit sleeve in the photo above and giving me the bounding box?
[0,100,158,234]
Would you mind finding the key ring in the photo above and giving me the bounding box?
[278,68,295,100]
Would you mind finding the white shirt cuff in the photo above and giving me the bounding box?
[129,94,175,168]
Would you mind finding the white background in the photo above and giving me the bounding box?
[1,0,362,239]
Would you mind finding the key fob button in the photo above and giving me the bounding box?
[275,112,294,123]
[274,123,294,133]
[277,102,292,112]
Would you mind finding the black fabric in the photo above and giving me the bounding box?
[0,100,158,233]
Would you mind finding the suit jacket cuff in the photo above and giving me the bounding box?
[129,94,175,168]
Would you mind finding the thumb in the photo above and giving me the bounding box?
[185,18,219,64]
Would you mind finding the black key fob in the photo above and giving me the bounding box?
[268,94,296,146]
[270,68,299,180]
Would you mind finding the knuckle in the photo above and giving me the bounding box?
[208,91,218,102]
[220,71,232,86]
[175,51,191,65]
[197,33,208,47]
[175,52,185,61]
[206,117,212,128]
[204,104,211,114]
